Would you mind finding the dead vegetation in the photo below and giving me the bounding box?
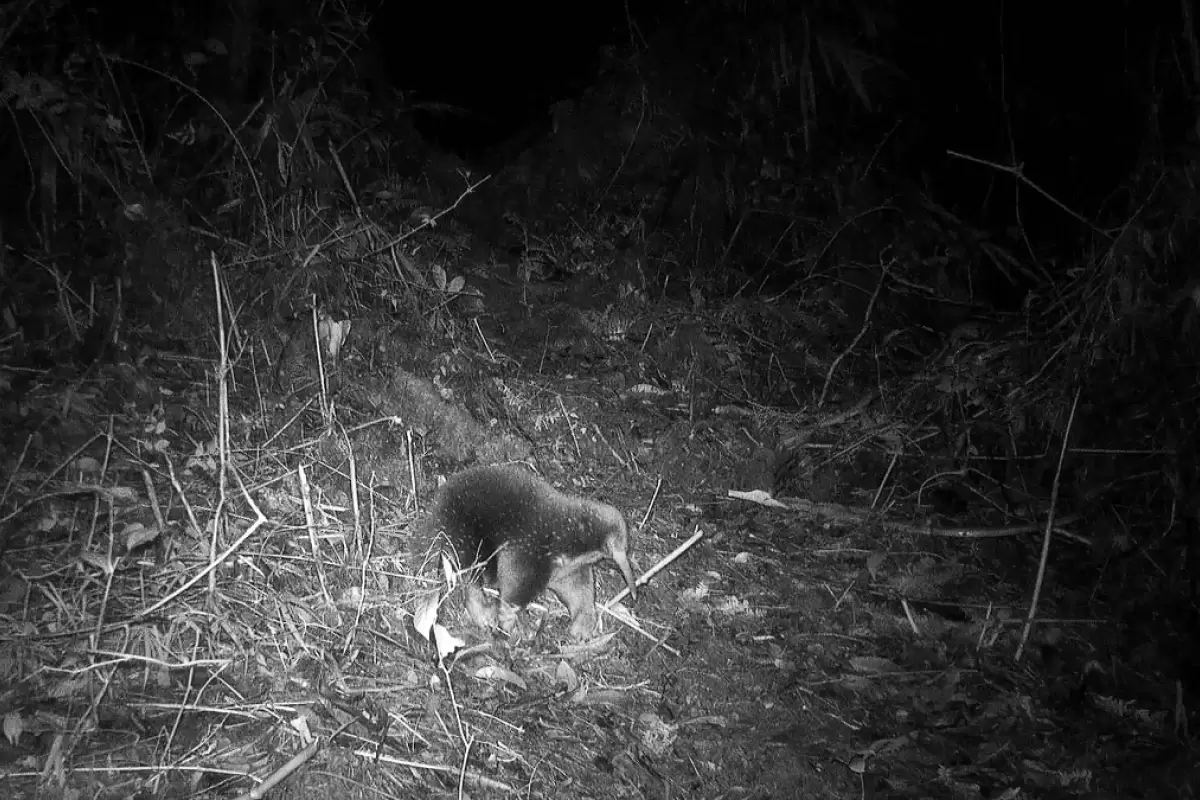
[2,1,1200,799]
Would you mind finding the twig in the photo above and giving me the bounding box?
[0,431,33,509]
[947,150,1107,237]
[345,431,359,562]
[871,451,899,510]
[607,527,704,608]
[0,0,36,51]
[557,395,582,462]
[105,57,270,228]
[78,651,228,672]
[140,468,166,538]
[594,86,646,214]
[717,208,748,275]
[27,433,106,498]
[164,457,205,540]
[368,175,491,257]
[74,629,123,764]
[457,733,475,799]
[84,419,115,554]
[896,513,1087,544]
[166,638,221,791]
[140,467,267,619]
[311,303,330,422]
[598,600,680,657]
[233,735,323,800]
[473,317,497,362]
[407,427,419,512]
[818,260,889,407]
[348,749,517,794]
[259,395,318,451]
[211,252,230,598]
[783,204,900,294]
[298,463,334,608]
[900,598,920,635]
[639,476,662,530]
[729,491,1087,544]
[591,423,629,469]
[1015,388,1081,661]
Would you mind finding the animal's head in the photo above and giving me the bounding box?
[594,504,638,600]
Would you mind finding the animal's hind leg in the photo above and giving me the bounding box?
[495,548,537,633]
[465,584,498,630]
[549,565,598,639]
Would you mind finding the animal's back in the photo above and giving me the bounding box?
[431,465,559,597]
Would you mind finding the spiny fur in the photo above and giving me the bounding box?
[416,464,637,637]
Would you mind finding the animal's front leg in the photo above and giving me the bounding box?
[549,564,598,639]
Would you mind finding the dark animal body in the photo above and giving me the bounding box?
[423,464,638,639]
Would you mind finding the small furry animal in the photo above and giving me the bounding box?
[421,464,638,639]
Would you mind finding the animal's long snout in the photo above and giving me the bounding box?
[611,546,638,601]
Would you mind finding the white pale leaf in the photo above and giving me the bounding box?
[475,664,526,690]
[123,523,161,551]
[2,711,24,746]
[555,660,579,691]
[75,457,102,474]
[413,593,440,640]
[432,624,465,660]
[727,489,787,508]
